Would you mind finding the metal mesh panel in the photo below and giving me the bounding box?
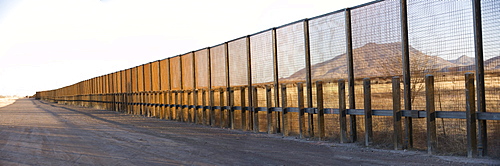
[121,70,126,93]
[137,66,144,92]
[151,61,160,91]
[181,53,194,89]
[210,45,227,88]
[111,72,118,93]
[277,22,305,83]
[482,0,500,158]
[114,72,119,93]
[125,69,132,93]
[144,63,152,91]
[351,0,401,147]
[170,56,182,90]
[228,38,248,87]
[159,59,170,91]
[351,1,402,79]
[408,0,473,152]
[132,67,138,92]
[195,49,209,89]
[309,12,347,81]
[250,30,273,85]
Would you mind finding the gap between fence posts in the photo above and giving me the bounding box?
[220,89,225,128]
[281,84,289,136]
[297,83,306,139]
[425,74,437,154]
[266,85,275,134]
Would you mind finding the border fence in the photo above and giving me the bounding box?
[36,0,499,158]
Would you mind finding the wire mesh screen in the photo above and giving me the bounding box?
[195,49,209,89]
[351,0,401,147]
[277,22,305,83]
[210,45,226,89]
[351,1,402,79]
[481,0,500,158]
[170,56,182,90]
[181,53,194,90]
[210,45,227,89]
[309,12,347,82]
[137,66,144,92]
[121,70,126,93]
[250,30,273,85]
[132,67,138,92]
[125,69,132,93]
[115,72,119,93]
[151,61,160,91]
[144,63,152,91]
[228,38,248,87]
[408,1,473,153]
[159,59,170,91]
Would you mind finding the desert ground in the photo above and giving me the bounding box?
[0,98,498,165]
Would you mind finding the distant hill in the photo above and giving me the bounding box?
[448,55,475,66]
[284,42,459,81]
[444,54,500,72]
[485,56,500,70]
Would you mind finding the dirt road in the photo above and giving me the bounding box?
[0,99,497,165]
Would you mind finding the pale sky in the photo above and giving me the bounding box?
[0,0,373,96]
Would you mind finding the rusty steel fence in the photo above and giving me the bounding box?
[36,0,500,158]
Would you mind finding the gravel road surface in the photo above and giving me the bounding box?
[0,99,498,165]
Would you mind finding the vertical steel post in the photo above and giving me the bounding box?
[167,59,172,120]
[400,0,413,149]
[345,8,357,142]
[272,28,281,133]
[246,36,253,131]
[472,0,487,157]
[192,52,197,123]
[208,47,213,126]
[225,42,232,128]
[179,57,184,122]
[303,19,314,138]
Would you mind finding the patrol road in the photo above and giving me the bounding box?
[0,99,496,165]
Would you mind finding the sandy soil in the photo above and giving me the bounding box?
[0,99,498,165]
[0,97,19,108]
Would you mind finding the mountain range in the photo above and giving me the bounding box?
[284,42,496,81]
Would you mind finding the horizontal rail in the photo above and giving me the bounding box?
[52,99,500,120]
